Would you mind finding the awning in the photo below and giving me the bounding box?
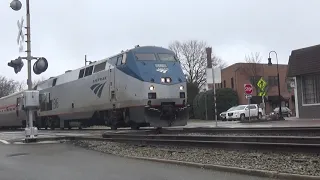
[267,95,288,102]
[250,96,268,104]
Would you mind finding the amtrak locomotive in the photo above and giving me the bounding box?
[0,45,189,130]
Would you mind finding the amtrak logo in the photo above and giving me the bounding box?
[156,68,168,73]
[155,64,168,73]
[90,82,106,98]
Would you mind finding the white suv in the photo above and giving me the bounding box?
[226,104,263,121]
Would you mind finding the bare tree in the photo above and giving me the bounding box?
[240,52,264,92]
[0,76,20,98]
[18,76,46,91]
[169,40,227,89]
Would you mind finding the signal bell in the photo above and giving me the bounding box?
[8,57,24,74]
[33,57,48,75]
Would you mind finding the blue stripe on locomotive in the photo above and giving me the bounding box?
[109,46,186,84]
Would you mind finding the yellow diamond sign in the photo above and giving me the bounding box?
[258,91,266,96]
[257,77,267,91]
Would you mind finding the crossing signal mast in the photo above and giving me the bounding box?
[9,0,49,142]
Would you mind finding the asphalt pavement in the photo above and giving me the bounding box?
[0,143,273,180]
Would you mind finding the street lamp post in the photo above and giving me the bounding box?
[268,51,284,120]
[10,0,48,142]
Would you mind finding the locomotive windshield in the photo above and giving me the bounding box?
[135,53,157,61]
[135,53,177,61]
[158,53,177,61]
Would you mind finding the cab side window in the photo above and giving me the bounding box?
[117,55,123,66]
[78,69,85,79]
[84,66,93,77]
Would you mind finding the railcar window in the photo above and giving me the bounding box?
[78,69,85,79]
[135,53,156,61]
[52,78,57,86]
[85,66,94,77]
[158,53,177,61]
[109,57,118,65]
[94,62,106,73]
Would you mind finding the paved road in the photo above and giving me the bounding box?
[0,143,273,180]
[185,118,320,128]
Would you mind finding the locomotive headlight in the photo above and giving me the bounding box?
[149,85,155,91]
[179,85,184,90]
[161,78,165,83]
[166,77,171,83]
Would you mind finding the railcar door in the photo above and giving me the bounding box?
[109,65,116,102]
[16,97,22,117]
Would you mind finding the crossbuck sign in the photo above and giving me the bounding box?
[17,17,25,52]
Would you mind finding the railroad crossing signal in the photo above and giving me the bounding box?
[8,57,24,74]
[33,57,48,75]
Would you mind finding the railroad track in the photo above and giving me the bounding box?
[163,126,320,134]
[6,126,320,135]
[102,126,320,136]
[50,133,320,152]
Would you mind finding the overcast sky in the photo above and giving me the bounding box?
[1,0,319,82]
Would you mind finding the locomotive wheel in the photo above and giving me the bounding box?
[50,121,55,130]
[130,122,140,130]
[111,124,117,130]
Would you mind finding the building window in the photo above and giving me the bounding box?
[268,76,278,86]
[231,77,234,89]
[215,83,218,89]
[302,74,320,104]
[223,80,226,88]
[250,76,262,85]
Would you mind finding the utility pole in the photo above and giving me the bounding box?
[205,47,217,126]
[204,89,208,120]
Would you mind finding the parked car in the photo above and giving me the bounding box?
[270,107,292,117]
[226,104,263,121]
[220,106,238,121]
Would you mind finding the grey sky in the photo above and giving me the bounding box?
[1,0,319,82]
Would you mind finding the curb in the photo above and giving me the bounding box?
[8,136,77,144]
[239,119,275,124]
[124,156,320,180]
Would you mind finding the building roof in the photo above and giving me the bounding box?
[287,44,320,77]
[222,62,287,72]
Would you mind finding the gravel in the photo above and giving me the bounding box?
[68,140,320,176]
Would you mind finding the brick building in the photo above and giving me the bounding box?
[218,63,295,114]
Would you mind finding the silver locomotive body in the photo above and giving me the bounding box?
[0,45,188,130]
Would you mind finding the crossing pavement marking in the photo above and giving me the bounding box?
[0,139,10,144]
